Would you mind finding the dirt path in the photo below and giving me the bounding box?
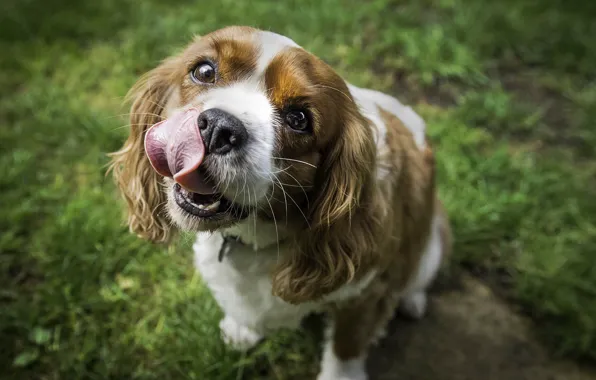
[367,274,596,380]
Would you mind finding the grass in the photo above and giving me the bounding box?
[1,0,595,378]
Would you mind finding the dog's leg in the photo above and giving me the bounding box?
[317,322,368,380]
[399,290,428,319]
[219,315,264,351]
[398,211,449,320]
[317,290,399,380]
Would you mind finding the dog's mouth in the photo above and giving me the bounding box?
[145,108,252,223]
[173,183,249,220]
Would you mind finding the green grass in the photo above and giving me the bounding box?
[1,0,595,378]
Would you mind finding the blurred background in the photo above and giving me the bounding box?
[1,0,595,379]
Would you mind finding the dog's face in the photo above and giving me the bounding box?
[117,26,373,234]
[111,26,385,301]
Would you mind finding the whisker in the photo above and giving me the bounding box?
[109,121,163,132]
[272,182,312,189]
[256,166,291,176]
[272,157,317,169]
[272,173,310,229]
[130,97,168,111]
[271,174,288,226]
[237,172,247,219]
[264,188,281,260]
[104,112,165,120]
[311,84,353,103]
[110,124,134,132]
[252,188,258,245]
[246,180,251,237]
[279,170,311,208]
[215,167,232,202]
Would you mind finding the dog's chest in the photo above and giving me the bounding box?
[192,232,320,332]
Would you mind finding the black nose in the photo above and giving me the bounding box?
[198,108,248,155]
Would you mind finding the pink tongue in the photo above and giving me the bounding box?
[144,108,216,194]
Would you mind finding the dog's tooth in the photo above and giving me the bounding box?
[204,200,221,212]
[197,204,205,210]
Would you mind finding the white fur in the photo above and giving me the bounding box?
[348,84,426,150]
[318,351,367,380]
[400,291,428,320]
[223,214,290,250]
[317,322,368,380]
[324,269,377,303]
[219,315,263,351]
[193,218,379,350]
[193,228,315,339]
[348,83,425,181]
[256,30,299,74]
[195,83,275,205]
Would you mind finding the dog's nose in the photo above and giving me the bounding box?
[198,108,248,155]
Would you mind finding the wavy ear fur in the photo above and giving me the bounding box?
[109,58,179,243]
[272,108,380,304]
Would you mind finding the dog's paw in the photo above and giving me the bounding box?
[399,291,427,319]
[219,316,263,351]
[317,353,368,380]
[317,365,368,380]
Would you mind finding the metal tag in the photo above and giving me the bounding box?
[218,235,241,262]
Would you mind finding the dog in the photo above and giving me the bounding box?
[110,26,451,380]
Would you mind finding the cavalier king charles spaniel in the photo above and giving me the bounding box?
[110,26,451,380]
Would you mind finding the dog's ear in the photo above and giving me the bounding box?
[271,109,381,304]
[109,58,179,243]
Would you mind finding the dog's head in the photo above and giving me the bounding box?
[111,26,379,302]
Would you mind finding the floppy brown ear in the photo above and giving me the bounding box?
[109,58,179,243]
[272,110,381,304]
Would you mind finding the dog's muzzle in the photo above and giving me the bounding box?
[144,107,248,194]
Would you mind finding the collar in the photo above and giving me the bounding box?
[217,233,289,262]
[218,234,243,262]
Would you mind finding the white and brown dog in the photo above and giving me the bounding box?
[111,26,451,380]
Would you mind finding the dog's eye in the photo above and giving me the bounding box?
[191,62,216,84]
[285,110,310,133]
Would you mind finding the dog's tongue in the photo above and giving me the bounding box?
[144,108,216,194]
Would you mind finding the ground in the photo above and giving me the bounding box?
[1,0,595,379]
[369,274,596,380]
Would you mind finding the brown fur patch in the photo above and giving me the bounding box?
[179,26,259,103]
[379,107,437,289]
[260,48,369,227]
[264,48,315,111]
[329,107,439,359]
[259,49,328,227]
[265,49,384,303]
